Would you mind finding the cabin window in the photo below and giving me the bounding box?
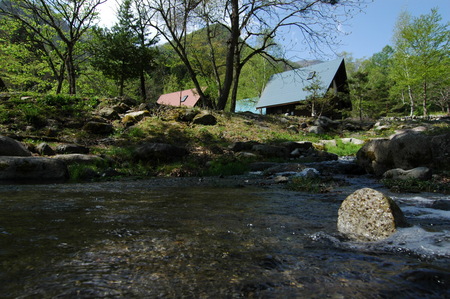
[181,95,188,102]
[307,71,316,80]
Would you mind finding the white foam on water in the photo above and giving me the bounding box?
[402,206,450,220]
[383,226,450,258]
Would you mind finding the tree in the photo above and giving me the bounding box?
[138,0,368,111]
[0,0,106,94]
[348,70,369,120]
[390,9,449,117]
[360,45,394,117]
[90,0,158,98]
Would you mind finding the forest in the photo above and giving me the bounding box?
[0,0,448,119]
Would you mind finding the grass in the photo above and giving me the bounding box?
[2,92,449,182]
[325,139,364,156]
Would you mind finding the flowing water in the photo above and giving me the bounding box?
[0,176,449,298]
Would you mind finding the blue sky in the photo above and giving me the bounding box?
[326,0,449,60]
[98,0,449,61]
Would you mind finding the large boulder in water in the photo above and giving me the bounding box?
[0,136,32,156]
[430,133,450,172]
[0,156,69,182]
[357,131,449,176]
[337,188,408,242]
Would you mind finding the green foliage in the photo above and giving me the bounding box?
[17,103,46,127]
[325,139,363,156]
[203,159,249,177]
[0,104,10,123]
[389,8,449,117]
[88,0,158,98]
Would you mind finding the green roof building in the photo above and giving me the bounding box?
[256,58,350,117]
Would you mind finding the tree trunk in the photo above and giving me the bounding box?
[408,85,414,117]
[230,69,240,112]
[0,76,7,91]
[56,63,66,94]
[216,0,239,111]
[422,80,428,117]
[359,97,362,121]
[119,75,125,96]
[66,46,76,95]
[139,70,146,101]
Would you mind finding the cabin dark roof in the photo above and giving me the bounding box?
[256,58,345,109]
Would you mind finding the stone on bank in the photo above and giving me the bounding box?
[0,156,69,182]
[337,188,408,242]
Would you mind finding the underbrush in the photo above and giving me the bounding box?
[381,177,450,194]
[286,176,347,193]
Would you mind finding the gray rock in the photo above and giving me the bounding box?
[112,103,130,114]
[248,162,279,172]
[298,168,320,178]
[0,156,68,182]
[36,142,55,156]
[337,188,408,242]
[356,138,394,176]
[341,138,365,145]
[252,144,288,158]
[229,141,259,152]
[389,131,432,170]
[287,125,299,133]
[178,108,200,122]
[99,107,119,120]
[314,150,338,161]
[56,144,89,155]
[382,167,432,181]
[0,136,32,156]
[280,141,313,153]
[235,152,257,159]
[264,163,306,176]
[431,200,450,211]
[274,176,289,184]
[314,116,337,128]
[134,143,188,162]
[83,121,114,135]
[430,133,450,172]
[315,140,337,147]
[307,125,325,135]
[192,113,217,125]
[122,111,150,125]
[356,131,448,176]
[53,154,104,165]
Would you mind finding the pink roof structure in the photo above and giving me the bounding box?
[157,88,202,107]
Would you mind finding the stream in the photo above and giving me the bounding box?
[0,174,449,298]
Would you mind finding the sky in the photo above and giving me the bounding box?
[98,0,450,61]
[329,0,450,60]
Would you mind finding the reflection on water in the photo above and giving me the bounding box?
[0,180,449,298]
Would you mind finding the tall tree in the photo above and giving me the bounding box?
[90,0,158,98]
[390,8,449,116]
[0,0,106,94]
[138,0,368,111]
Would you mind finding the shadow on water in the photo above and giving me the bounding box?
[0,180,449,298]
